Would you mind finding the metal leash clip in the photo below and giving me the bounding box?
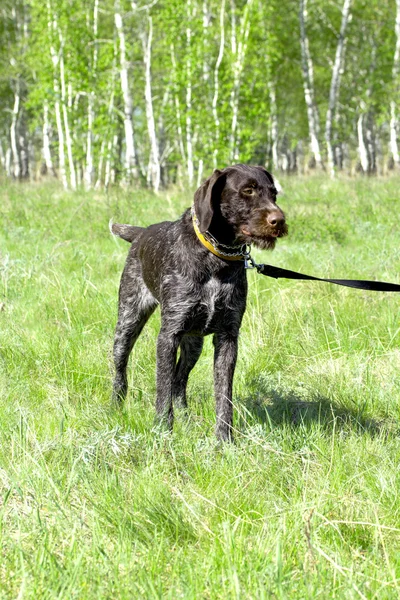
[243,245,258,269]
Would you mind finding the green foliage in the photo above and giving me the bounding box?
[0,0,399,183]
[1,178,400,597]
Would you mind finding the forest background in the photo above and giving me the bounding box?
[1,0,400,191]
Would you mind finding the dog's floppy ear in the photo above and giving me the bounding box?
[193,169,226,233]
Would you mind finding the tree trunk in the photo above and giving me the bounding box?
[84,94,95,190]
[58,26,77,189]
[357,113,369,173]
[325,0,351,178]
[19,125,29,179]
[185,0,194,186]
[10,88,21,179]
[115,5,138,183]
[0,140,5,171]
[95,140,105,190]
[390,0,400,167]
[141,14,160,191]
[48,31,68,189]
[42,101,55,176]
[299,0,322,168]
[84,0,99,190]
[229,0,253,162]
[212,0,225,167]
[268,80,279,171]
[105,135,119,189]
[5,148,12,177]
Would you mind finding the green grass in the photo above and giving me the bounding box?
[0,176,400,599]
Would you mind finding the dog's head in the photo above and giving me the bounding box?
[193,164,288,250]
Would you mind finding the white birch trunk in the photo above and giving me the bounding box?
[185,0,194,186]
[104,138,114,189]
[390,0,400,166]
[115,7,138,183]
[58,27,77,189]
[325,0,351,178]
[105,133,119,189]
[95,140,105,190]
[0,140,5,171]
[357,113,369,172]
[84,94,94,190]
[10,89,20,179]
[5,148,12,177]
[49,47,68,187]
[42,101,55,175]
[141,15,160,191]
[268,80,279,171]
[84,0,99,190]
[212,0,225,167]
[202,2,211,82]
[299,0,322,168]
[47,2,68,189]
[229,0,253,162]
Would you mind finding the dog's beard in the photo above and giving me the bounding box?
[237,223,288,250]
[251,236,278,250]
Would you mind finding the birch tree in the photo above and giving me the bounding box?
[325,0,352,178]
[140,13,160,191]
[84,0,99,190]
[47,1,68,188]
[390,0,400,167]
[229,0,253,162]
[212,0,225,167]
[185,0,194,186]
[299,0,322,168]
[115,4,138,183]
[58,25,77,189]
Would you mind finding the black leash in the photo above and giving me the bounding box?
[243,254,400,292]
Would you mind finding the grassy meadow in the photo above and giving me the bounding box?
[1,176,400,599]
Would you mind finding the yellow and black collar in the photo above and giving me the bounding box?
[191,206,247,262]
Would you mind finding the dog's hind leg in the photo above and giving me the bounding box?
[172,335,204,409]
[112,264,158,403]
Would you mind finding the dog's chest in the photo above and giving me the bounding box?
[194,275,246,334]
[201,277,223,328]
[161,269,247,335]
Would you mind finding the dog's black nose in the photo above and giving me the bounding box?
[268,212,285,227]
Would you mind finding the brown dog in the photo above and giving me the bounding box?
[111,164,287,440]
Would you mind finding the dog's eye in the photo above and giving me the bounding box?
[242,186,256,195]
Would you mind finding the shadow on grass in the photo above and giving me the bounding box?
[241,382,398,438]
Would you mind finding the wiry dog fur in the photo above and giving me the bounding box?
[111,164,287,441]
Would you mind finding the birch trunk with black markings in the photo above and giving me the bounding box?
[390,0,400,167]
[299,0,322,168]
[212,0,225,167]
[58,27,76,189]
[185,0,194,186]
[47,5,68,189]
[325,0,351,178]
[84,0,99,190]
[10,87,20,179]
[229,0,253,162]
[115,5,138,183]
[141,14,160,191]
[42,101,55,176]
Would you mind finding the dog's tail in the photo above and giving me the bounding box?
[109,219,144,243]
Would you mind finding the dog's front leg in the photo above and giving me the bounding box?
[213,332,238,441]
[155,327,181,430]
